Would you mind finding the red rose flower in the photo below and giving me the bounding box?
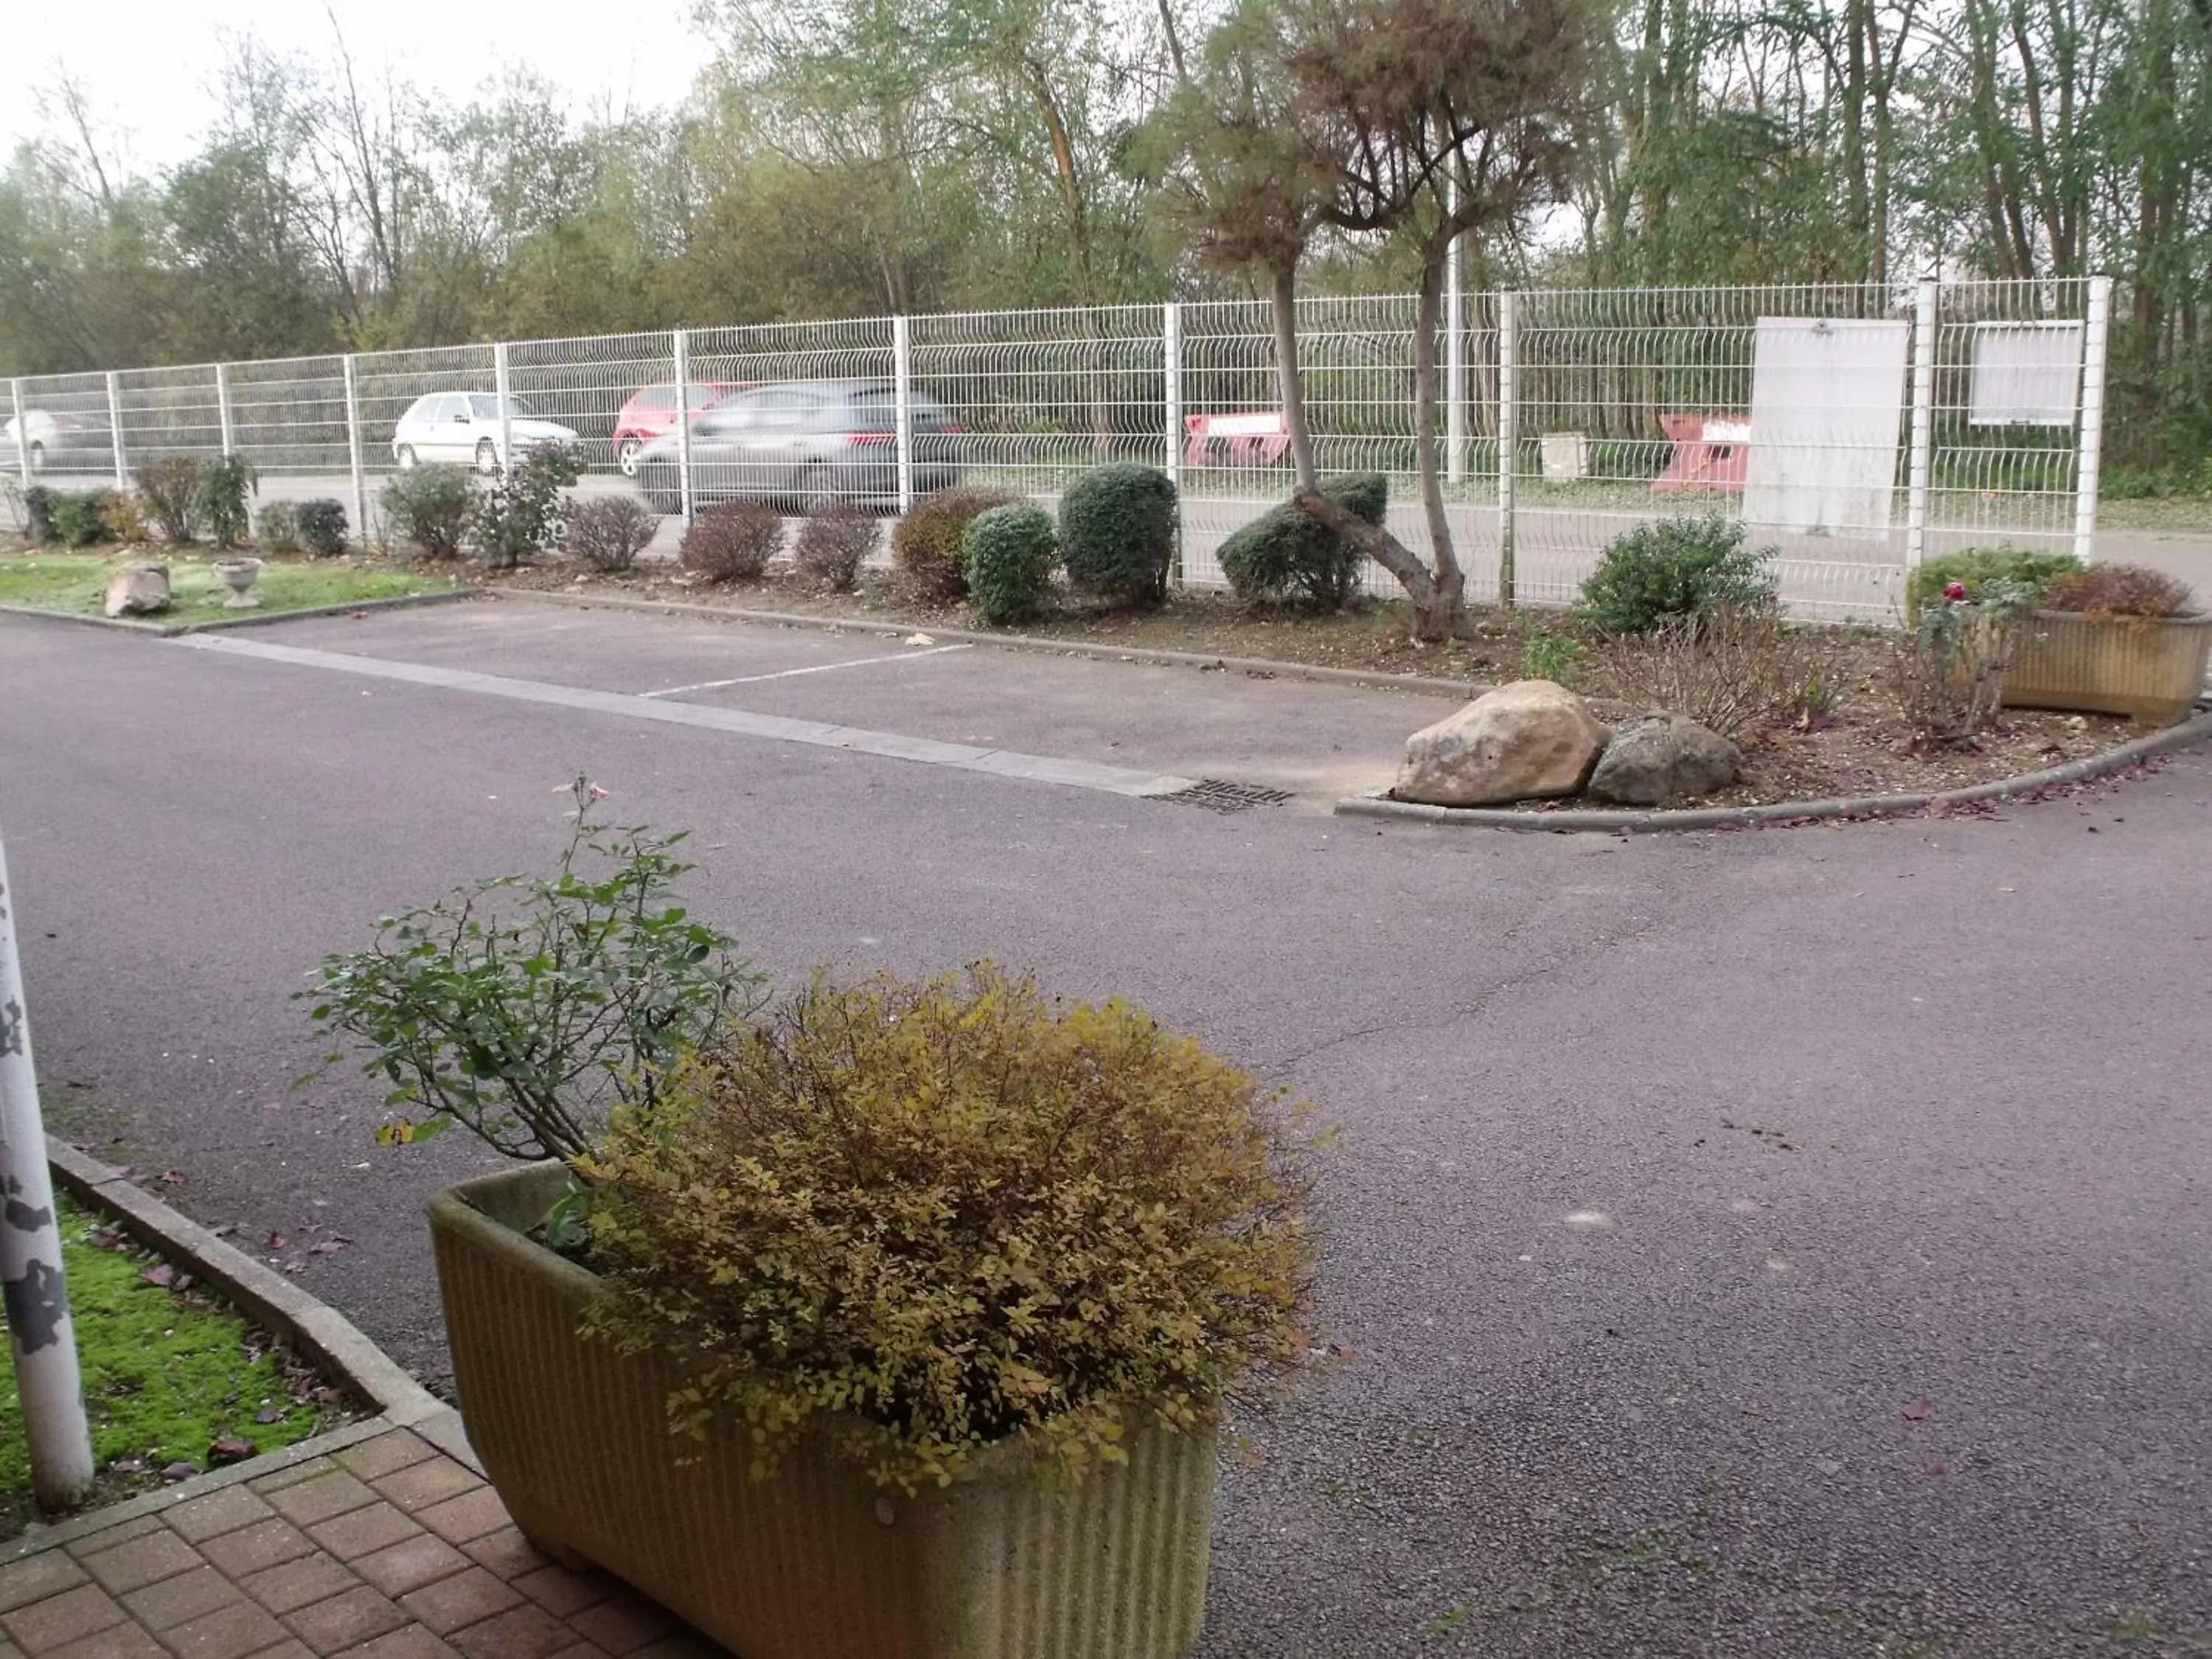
[1944,581,1968,601]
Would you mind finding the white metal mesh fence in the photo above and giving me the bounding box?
[4,277,2107,621]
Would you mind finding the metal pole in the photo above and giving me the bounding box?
[1497,290,1518,607]
[105,370,127,489]
[215,363,235,459]
[493,342,512,478]
[1905,278,1938,573]
[672,330,695,525]
[1445,180,1466,486]
[2073,275,2112,566]
[893,315,915,515]
[342,355,368,546]
[8,380,27,490]
[1164,301,1184,585]
[0,834,95,1513]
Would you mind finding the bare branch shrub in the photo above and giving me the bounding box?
[1596,608,1835,743]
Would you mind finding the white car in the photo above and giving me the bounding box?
[391,393,577,474]
[1,409,108,474]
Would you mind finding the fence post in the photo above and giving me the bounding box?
[2073,274,2112,566]
[1164,302,1184,585]
[493,343,512,477]
[893,315,915,514]
[672,330,695,524]
[1496,290,1518,606]
[8,380,27,488]
[1445,196,1466,485]
[104,370,126,489]
[215,363,235,459]
[0,832,97,1513]
[342,355,367,544]
[1905,278,1939,574]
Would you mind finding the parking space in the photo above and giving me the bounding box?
[244,597,1431,801]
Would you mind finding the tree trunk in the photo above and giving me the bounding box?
[1411,239,1464,636]
[1269,265,1319,490]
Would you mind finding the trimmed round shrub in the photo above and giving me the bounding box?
[256,501,302,554]
[380,466,476,560]
[295,499,350,557]
[681,498,782,582]
[1905,546,2084,622]
[566,495,658,574]
[1574,513,1778,635]
[963,502,1057,625]
[1059,464,1178,608]
[580,964,1322,1493]
[795,503,877,592]
[134,456,203,543]
[1218,473,1385,610]
[892,486,1019,601]
[49,490,117,547]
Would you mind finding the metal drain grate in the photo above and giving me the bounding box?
[1156,779,1293,814]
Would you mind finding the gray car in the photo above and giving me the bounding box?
[633,380,964,515]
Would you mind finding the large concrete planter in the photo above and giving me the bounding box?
[2004,610,2212,726]
[429,1162,1216,1659]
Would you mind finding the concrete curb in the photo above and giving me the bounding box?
[0,1418,394,1565]
[495,586,1489,700]
[0,587,470,638]
[45,1137,445,1428]
[1335,707,2212,833]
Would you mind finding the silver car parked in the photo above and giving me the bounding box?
[1,410,111,476]
[633,380,964,515]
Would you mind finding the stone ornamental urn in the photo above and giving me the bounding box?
[213,557,264,609]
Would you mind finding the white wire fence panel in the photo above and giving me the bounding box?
[113,364,223,470]
[11,371,115,480]
[1927,278,2092,554]
[227,355,350,476]
[354,345,501,479]
[1512,284,1925,620]
[1178,293,1502,594]
[911,305,1166,494]
[686,319,902,511]
[507,332,679,477]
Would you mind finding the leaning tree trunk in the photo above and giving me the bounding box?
[1269,262,1455,636]
[1408,243,1466,637]
[1269,265,1321,490]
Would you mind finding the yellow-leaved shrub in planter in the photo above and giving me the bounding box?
[578,963,1323,1495]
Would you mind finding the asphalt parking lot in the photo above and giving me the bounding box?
[3,600,2210,1657]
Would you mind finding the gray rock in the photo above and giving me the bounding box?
[1394,679,1610,807]
[1588,712,1742,806]
[104,563,171,618]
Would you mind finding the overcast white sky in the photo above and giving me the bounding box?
[2,0,706,173]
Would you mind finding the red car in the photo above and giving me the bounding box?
[611,382,746,476]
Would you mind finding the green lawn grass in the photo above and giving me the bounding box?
[0,1194,340,1536]
[0,553,447,621]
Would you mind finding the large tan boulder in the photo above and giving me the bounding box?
[1394,679,1609,807]
[104,563,171,618]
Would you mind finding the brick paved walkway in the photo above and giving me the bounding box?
[0,1426,725,1658]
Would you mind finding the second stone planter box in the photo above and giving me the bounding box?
[2004,610,2212,726]
[428,1162,1217,1659]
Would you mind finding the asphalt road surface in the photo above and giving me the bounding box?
[3,601,2209,1658]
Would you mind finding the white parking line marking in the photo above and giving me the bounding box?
[175,635,1197,799]
[639,643,973,698]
